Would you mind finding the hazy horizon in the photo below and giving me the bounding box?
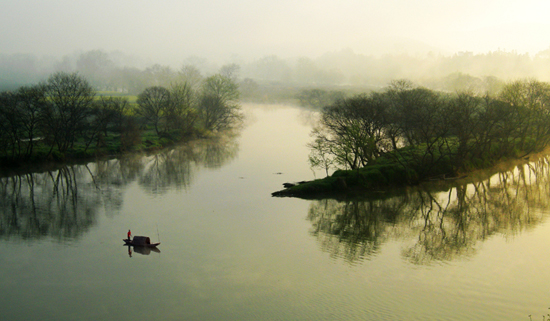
[2,0,550,67]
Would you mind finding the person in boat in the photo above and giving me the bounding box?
[127,229,132,241]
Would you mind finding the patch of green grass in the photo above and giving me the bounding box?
[273,161,421,197]
[95,92,138,104]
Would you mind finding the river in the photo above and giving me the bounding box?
[1,103,550,320]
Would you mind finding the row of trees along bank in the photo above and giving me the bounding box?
[0,71,241,165]
[284,79,550,196]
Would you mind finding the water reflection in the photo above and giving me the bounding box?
[125,245,161,257]
[307,156,550,265]
[0,166,102,240]
[139,135,238,194]
[0,135,238,240]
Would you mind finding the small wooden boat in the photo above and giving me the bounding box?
[123,236,160,247]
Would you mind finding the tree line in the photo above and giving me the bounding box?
[6,49,550,96]
[0,69,241,164]
[309,79,550,179]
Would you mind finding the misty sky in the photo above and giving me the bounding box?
[2,0,550,66]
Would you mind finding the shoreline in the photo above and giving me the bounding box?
[272,150,546,200]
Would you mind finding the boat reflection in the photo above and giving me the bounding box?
[125,244,161,257]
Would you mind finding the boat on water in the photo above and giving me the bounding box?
[123,236,160,247]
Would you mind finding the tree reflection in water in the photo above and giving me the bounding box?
[139,134,238,194]
[307,156,550,265]
[0,134,238,240]
[0,166,103,240]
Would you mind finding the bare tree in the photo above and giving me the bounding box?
[178,64,203,90]
[15,85,47,157]
[136,86,170,135]
[198,74,242,131]
[219,63,240,81]
[167,82,198,136]
[0,91,21,159]
[311,94,389,170]
[40,72,95,153]
[498,79,550,154]
[308,130,336,177]
[76,50,115,90]
[83,96,130,151]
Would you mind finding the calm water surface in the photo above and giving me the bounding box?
[2,103,550,320]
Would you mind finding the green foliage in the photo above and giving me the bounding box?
[276,160,422,197]
[0,71,241,166]
[309,79,550,181]
[297,88,346,109]
[70,147,95,159]
[291,79,550,197]
[349,168,387,189]
[51,150,65,161]
[159,137,171,146]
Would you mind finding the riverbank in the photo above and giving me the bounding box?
[272,146,545,199]
[0,127,220,177]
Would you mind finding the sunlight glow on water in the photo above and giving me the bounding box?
[2,104,550,320]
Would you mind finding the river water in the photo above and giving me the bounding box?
[1,103,550,320]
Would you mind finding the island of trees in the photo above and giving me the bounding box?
[273,78,550,197]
